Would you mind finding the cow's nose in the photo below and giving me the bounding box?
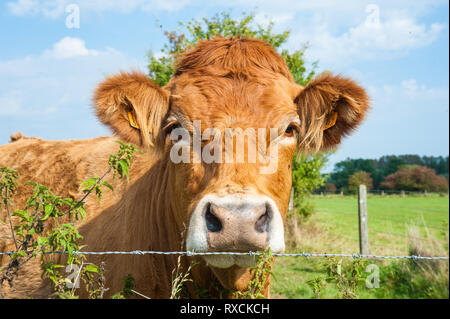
[204,202,271,251]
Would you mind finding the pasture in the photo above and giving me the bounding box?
[271,194,449,299]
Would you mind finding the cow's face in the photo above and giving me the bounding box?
[164,73,299,268]
[93,38,369,291]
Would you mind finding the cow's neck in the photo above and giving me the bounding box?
[126,154,183,253]
[126,153,213,297]
[82,149,210,297]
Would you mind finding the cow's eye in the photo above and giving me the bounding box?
[163,121,182,136]
[284,124,298,138]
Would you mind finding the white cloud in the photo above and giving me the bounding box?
[7,0,66,19]
[384,79,449,107]
[42,37,99,59]
[289,12,445,67]
[0,37,145,118]
[0,91,24,116]
[324,77,449,171]
[6,0,193,18]
[0,36,146,143]
[3,0,448,151]
[141,0,192,12]
[7,0,38,16]
[253,12,294,29]
[6,0,446,67]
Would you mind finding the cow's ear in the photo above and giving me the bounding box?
[294,72,370,152]
[93,71,169,149]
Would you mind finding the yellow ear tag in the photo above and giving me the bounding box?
[127,111,140,130]
[323,111,338,131]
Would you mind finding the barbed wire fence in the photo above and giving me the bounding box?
[0,249,448,260]
[313,188,449,196]
[1,185,448,261]
[0,191,448,300]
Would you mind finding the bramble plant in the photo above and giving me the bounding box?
[233,249,274,299]
[0,167,19,251]
[291,154,329,221]
[111,274,137,299]
[0,141,141,299]
[306,276,326,299]
[326,258,368,299]
[307,258,369,299]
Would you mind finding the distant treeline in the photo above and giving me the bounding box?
[327,155,449,191]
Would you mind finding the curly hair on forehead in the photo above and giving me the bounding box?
[174,37,294,81]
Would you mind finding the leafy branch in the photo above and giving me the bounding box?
[233,249,274,299]
[0,141,141,299]
[148,11,316,87]
[0,167,19,250]
[307,258,368,299]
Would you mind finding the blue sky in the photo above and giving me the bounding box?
[0,0,448,172]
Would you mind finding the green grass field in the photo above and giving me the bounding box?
[271,194,449,299]
[312,194,449,255]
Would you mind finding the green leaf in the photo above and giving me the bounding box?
[41,204,53,221]
[80,177,99,192]
[37,236,49,247]
[77,206,86,220]
[16,230,25,238]
[12,251,26,259]
[13,209,31,222]
[24,181,37,186]
[101,181,114,191]
[119,159,129,180]
[84,264,101,274]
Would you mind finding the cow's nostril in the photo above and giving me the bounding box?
[255,210,271,233]
[205,204,222,232]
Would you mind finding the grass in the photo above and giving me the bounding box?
[311,194,449,255]
[271,194,449,299]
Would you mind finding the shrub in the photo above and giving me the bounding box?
[148,11,316,87]
[374,225,449,299]
[381,165,449,192]
[348,171,373,193]
[324,183,336,194]
[0,142,141,299]
[291,154,328,221]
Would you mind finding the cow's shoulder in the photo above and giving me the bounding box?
[1,135,118,215]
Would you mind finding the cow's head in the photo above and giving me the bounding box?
[93,37,369,291]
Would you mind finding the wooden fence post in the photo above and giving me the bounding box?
[358,184,370,255]
[288,187,294,211]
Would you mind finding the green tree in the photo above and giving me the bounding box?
[328,158,376,190]
[328,155,449,191]
[348,171,373,193]
[324,183,337,194]
[381,165,449,192]
[147,11,316,87]
[291,154,328,220]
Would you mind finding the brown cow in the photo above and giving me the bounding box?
[0,37,369,298]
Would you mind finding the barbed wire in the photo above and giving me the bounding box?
[0,250,448,260]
